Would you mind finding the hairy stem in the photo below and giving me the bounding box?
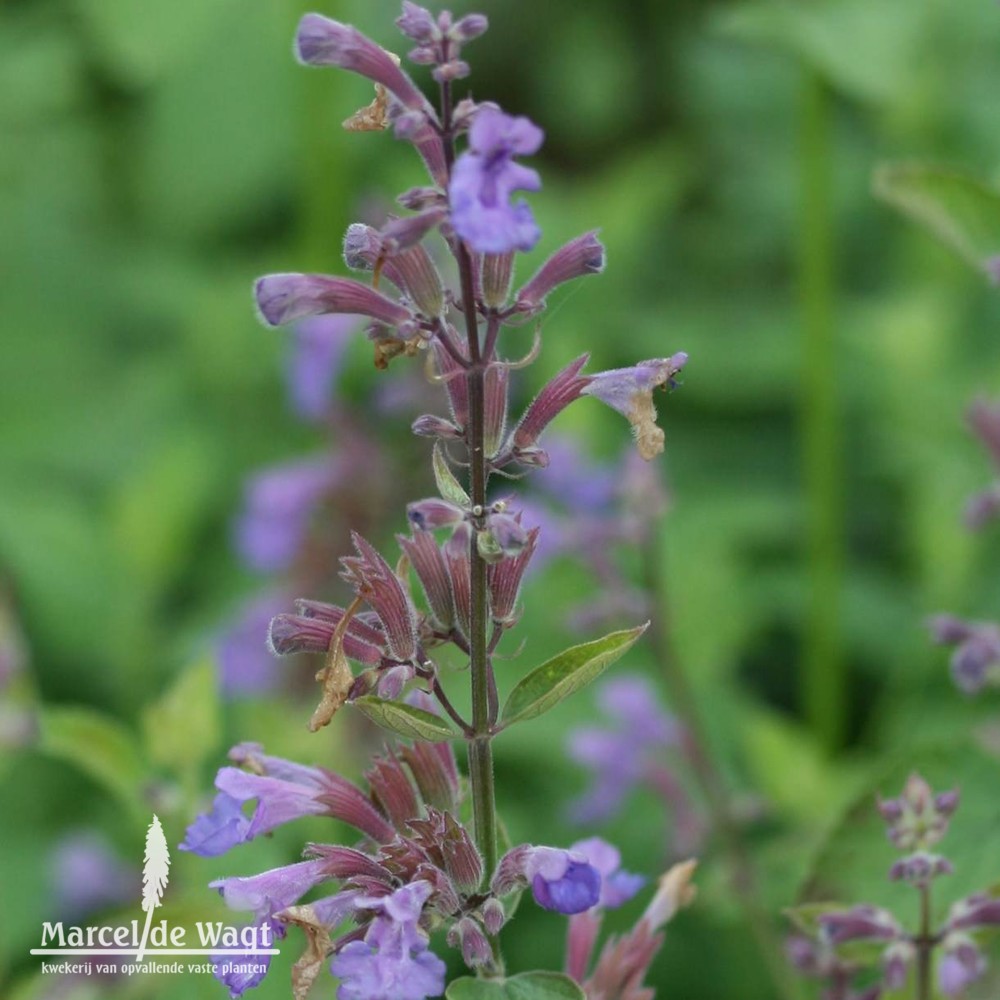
[916,884,932,1000]
[799,67,845,754]
[642,543,803,1000]
[440,77,499,889]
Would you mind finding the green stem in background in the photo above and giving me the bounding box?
[642,543,804,1000]
[916,885,932,1000]
[798,67,845,755]
[439,77,500,890]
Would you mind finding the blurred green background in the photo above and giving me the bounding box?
[3,0,1000,998]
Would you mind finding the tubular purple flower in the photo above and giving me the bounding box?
[330,881,446,1000]
[511,355,592,458]
[485,510,529,557]
[396,2,438,44]
[948,891,1000,931]
[406,498,466,531]
[582,353,688,461]
[528,849,602,915]
[569,837,644,909]
[398,530,455,629]
[515,231,606,314]
[818,906,901,946]
[938,934,986,998]
[179,793,252,857]
[412,413,462,439]
[366,753,421,829]
[448,916,491,968]
[450,14,488,43]
[51,832,137,920]
[295,14,432,116]
[342,532,419,662]
[212,859,331,925]
[255,274,413,329]
[214,768,329,838]
[449,107,544,254]
[267,612,383,665]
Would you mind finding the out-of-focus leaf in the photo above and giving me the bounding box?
[38,707,146,818]
[799,741,1000,915]
[352,696,460,742]
[111,434,219,595]
[873,163,1000,280]
[715,0,921,105]
[743,708,854,826]
[500,625,647,727]
[74,0,239,87]
[143,657,220,776]
[446,972,586,1000]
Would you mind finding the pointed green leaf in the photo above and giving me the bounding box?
[39,706,146,817]
[500,624,648,727]
[446,971,585,1000]
[143,656,220,776]
[352,695,460,742]
[433,443,471,507]
[873,163,1000,279]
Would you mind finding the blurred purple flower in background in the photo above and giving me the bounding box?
[217,591,292,696]
[51,831,137,921]
[287,315,355,421]
[234,458,336,574]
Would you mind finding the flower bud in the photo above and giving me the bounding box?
[480,897,506,936]
[396,1,438,44]
[412,413,462,439]
[514,231,605,314]
[407,498,466,530]
[888,851,953,887]
[480,252,514,309]
[447,917,492,968]
[450,14,488,42]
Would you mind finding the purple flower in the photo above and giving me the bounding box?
[179,793,252,857]
[217,592,291,696]
[50,831,137,920]
[515,231,605,314]
[254,273,414,330]
[234,457,335,573]
[582,353,688,460]
[569,837,644,909]
[526,848,602,915]
[929,613,1000,693]
[938,934,986,997]
[294,14,431,115]
[288,315,354,420]
[567,675,681,823]
[330,881,446,1000]
[449,107,544,253]
[212,859,330,924]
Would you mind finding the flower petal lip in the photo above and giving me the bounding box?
[254,273,412,328]
[294,14,432,115]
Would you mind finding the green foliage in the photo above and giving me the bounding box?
[445,972,585,1000]
[499,625,648,728]
[873,163,1000,279]
[352,695,461,742]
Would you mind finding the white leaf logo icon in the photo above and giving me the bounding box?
[136,815,170,961]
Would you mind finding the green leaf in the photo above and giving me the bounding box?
[500,624,648,727]
[38,706,146,816]
[433,443,471,507]
[798,740,1000,916]
[446,971,585,1000]
[873,163,1000,278]
[352,696,461,742]
[143,656,220,776]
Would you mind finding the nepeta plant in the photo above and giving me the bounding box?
[788,774,1000,1000]
[184,7,693,999]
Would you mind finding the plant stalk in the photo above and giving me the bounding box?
[916,884,932,1000]
[798,67,845,754]
[642,542,803,1000]
[439,77,499,888]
